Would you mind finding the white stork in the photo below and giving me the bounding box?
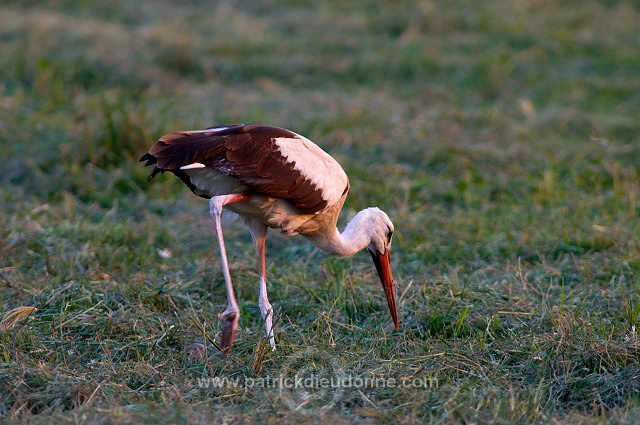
[140,124,398,352]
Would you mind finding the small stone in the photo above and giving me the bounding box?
[185,342,207,361]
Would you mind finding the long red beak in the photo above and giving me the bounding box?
[369,249,399,330]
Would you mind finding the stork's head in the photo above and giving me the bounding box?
[364,208,399,330]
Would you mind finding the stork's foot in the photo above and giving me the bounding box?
[263,309,276,351]
[259,299,276,351]
[218,306,240,353]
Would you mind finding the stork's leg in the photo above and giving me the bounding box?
[209,193,250,353]
[249,221,276,350]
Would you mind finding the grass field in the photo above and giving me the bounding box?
[1,0,640,423]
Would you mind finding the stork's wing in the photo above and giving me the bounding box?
[140,124,349,214]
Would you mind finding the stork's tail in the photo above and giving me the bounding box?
[139,153,162,181]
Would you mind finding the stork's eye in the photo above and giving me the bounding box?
[386,229,394,244]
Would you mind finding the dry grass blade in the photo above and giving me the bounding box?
[0,306,37,331]
[252,332,273,375]
[188,314,224,353]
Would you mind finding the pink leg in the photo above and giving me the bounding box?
[209,193,250,353]
[248,221,275,350]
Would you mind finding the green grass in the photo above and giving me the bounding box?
[1,0,640,423]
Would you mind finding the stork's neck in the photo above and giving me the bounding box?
[307,210,375,257]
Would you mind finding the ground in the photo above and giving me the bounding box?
[1,0,640,423]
